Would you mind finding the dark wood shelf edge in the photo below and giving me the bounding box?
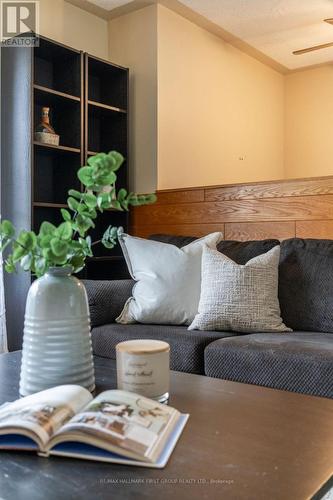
[33,202,67,208]
[34,141,81,153]
[88,100,127,114]
[34,84,80,102]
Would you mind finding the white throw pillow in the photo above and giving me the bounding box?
[116,232,223,325]
[189,245,291,333]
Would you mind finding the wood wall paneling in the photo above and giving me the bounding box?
[205,176,333,201]
[224,222,295,241]
[296,220,333,239]
[132,176,333,241]
[132,224,225,239]
[154,189,204,205]
[132,196,333,225]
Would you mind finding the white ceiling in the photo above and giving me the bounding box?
[85,0,333,69]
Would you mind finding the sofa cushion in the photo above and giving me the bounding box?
[117,232,222,325]
[150,235,280,264]
[217,239,280,264]
[279,239,333,333]
[92,323,236,374]
[83,279,134,328]
[204,332,333,398]
[149,234,197,247]
[189,246,290,333]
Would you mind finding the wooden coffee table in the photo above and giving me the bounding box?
[0,351,332,500]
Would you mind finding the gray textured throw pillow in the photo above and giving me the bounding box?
[189,245,291,333]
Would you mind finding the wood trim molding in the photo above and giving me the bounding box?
[131,176,333,241]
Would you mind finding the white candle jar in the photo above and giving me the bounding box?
[116,340,170,403]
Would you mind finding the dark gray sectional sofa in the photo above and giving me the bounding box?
[84,237,333,399]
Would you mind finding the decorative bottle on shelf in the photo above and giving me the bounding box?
[35,107,60,146]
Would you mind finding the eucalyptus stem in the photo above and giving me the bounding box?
[0,151,156,277]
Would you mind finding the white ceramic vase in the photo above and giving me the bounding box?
[20,267,95,396]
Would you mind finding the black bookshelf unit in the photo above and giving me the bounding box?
[85,54,129,280]
[1,35,129,349]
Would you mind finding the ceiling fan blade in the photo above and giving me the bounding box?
[324,18,333,24]
[293,41,333,55]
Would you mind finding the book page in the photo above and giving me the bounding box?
[0,385,92,449]
[53,390,178,461]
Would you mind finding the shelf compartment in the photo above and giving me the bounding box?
[34,97,81,150]
[34,148,81,205]
[87,56,127,111]
[34,38,81,97]
[34,84,80,103]
[87,107,127,157]
[33,206,65,232]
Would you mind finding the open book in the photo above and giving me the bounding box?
[0,386,188,468]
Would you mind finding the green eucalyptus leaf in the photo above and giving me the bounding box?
[88,208,97,219]
[43,246,68,265]
[78,166,94,187]
[38,234,53,248]
[34,257,47,276]
[56,222,72,241]
[101,240,115,249]
[78,237,93,257]
[97,193,112,210]
[98,172,117,186]
[128,194,140,206]
[5,256,16,273]
[117,188,127,202]
[87,152,108,167]
[108,151,124,172]
[50,238,68,257]
[0,220,15,238]
[12,232,36,261]
[61,209,71,222]
[12,243,27,263]
[39,221,56,237]
[111,200,122,211]
[0,239,11,252]
[83,193,97,208]
[20,254,33,271]
[67,197,80,211]
[101,225,118,249]
[146,193,157,204]
[76,214,95,236]
[68,189,82,199]
[70,255,85,273]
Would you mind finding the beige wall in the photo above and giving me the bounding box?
[108,5,158,193]
[285,65,333,179]
[39,2,333,191]
[157,5,285,190]
[39,0,108,59]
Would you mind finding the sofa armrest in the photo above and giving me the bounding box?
[83,279,134,328]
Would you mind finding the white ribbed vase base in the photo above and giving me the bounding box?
[20,267,95,396]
